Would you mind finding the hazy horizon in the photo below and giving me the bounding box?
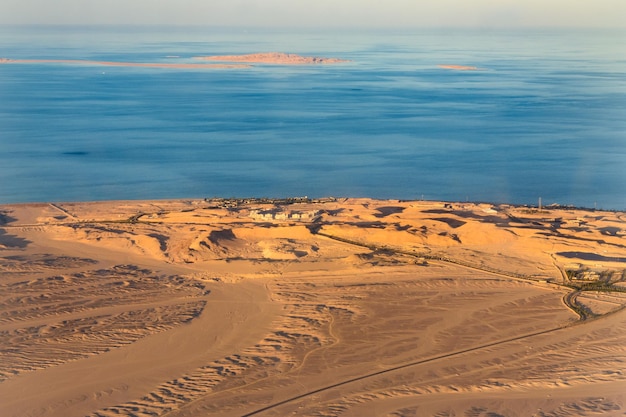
[2,0,626,29]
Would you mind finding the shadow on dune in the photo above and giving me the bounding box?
[0,230,30,249]
[557,251,626,263]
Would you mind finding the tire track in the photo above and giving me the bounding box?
[241,300,625,417]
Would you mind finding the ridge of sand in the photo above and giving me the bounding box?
[194,52,350,64]
[1,198,625,417]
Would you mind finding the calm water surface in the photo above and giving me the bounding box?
[1,26,625,209]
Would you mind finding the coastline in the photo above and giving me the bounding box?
[2,195,624,287]
[1,196,621,213]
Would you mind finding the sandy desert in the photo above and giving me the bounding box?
[1,198,625,417]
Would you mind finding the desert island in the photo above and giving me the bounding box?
[1,197,625,417]
[0,53,349,70]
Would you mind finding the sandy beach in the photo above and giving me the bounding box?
[1,198,625,416]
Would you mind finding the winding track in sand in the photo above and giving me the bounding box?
[238,230,626,415]
[240,319,588,416]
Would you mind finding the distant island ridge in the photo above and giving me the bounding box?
[0,53,349,68]
[2,55,478,69]
[194,52,350,64]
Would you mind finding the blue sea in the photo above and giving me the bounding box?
[1,26,625,209]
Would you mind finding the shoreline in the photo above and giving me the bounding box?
[1,196,622,214]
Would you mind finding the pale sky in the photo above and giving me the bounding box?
[1,0,625,28]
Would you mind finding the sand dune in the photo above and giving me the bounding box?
[1,198,625,416]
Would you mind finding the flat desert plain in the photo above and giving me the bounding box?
[1,198,625,417]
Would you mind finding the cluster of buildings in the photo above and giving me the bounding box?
[248,209,321,222]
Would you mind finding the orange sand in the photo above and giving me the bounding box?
[438,64,480,71]
[195,52,350,65]
[1,198,624,416]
